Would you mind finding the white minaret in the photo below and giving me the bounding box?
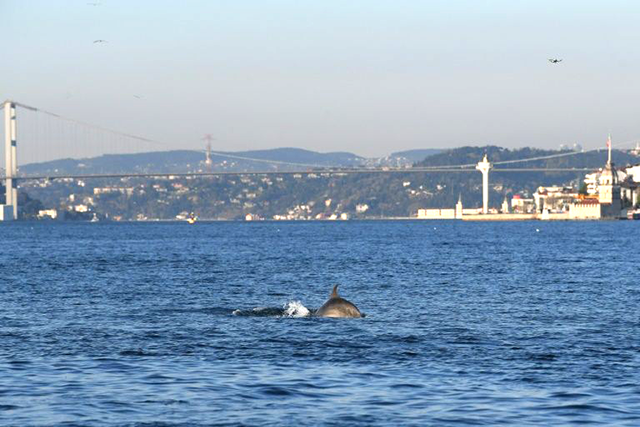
[4,100,18,219]
[501,196,510,214]
[455,194,463,219]
[476,154,492,214]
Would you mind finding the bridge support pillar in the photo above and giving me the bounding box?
[3,100,17,220]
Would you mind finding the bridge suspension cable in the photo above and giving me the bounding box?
[6,100,640,173]
[13,101,333,169]
[14,101,167,147]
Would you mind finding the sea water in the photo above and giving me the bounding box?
[1,220,640,426]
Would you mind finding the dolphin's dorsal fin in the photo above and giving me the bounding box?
[331,284,339,298]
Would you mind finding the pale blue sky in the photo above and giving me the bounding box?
[2,0,640,161]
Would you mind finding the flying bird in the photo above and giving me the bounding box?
[548,58,562,63]
[93,39,108,44]
[133,95,142,99]
[87,2,101,5]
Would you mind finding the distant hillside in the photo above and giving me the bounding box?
[19,145,640,220]
[389,149,442,163]
[362,148,442,167]
[19,148,366,176]
[227,148,363,165]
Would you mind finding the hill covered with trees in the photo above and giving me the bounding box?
[15,146,640,220]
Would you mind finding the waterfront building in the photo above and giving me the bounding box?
[567,135,632,219]
[511,195,536,213]
[534,186,579,213]
[620,180,639,206]
[584,172,599,195]
[37,209,58,220]
[623,164,640,183]
[583,169,626,197]
[597,136,622,218]
[569,200,602,220]
[355,204,369,213]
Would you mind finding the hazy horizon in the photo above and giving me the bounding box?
[2,0,640,163]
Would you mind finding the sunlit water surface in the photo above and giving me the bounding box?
[1,221,640,426]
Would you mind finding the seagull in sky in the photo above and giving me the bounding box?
[93,39,108,44]
[548,58,563,64]
[133,95,142,99]
[87,2,101,5]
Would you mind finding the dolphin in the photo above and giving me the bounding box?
[314,285,362,318]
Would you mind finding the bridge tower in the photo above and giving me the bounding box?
[476,154,492,214]
[202,134,214,170]
[3,100,18,220]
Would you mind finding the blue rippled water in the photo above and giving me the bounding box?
[1,220,640,426]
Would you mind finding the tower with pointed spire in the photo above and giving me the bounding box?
[598,133,622,216]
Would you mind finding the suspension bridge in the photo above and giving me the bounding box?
[1,99,636,220]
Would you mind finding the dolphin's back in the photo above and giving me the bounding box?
[315,285,362,318]
[315,297,362,318]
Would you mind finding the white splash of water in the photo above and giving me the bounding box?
[283,300,310,318]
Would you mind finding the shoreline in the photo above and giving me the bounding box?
[4,215,634,223]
